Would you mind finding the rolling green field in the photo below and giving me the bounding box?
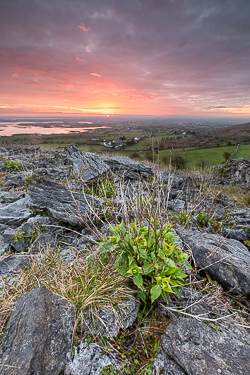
[0,119,249,169]
[136,144,250,169]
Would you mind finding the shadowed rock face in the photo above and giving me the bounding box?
[0,197,32,226]
[0,254,31,278]
[181,231,250,295]
[0,286,75,375]
[224,158,250,188]
[104,155,153,179]
[28,179,103,225]
[161,317,250,375]
[66,143,110,181]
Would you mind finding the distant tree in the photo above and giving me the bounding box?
[130,152,140,159]
[120,135,126,140]
[173,154,187,169]
[227,140,232,146]
[223,151,231,161]
[199,159,209,170]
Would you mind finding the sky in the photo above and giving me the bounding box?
[1,0,250,117]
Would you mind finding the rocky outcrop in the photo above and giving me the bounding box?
[82,298,140,338]
[0,254,31,278]
[221,158,250,187]
[66,143,110,181]
[66,341,121,375]
[181,231,250,295]
[0,146,249,374]
[28,178,103,225]
[0,197,32,226]
[161,317,250,375]
[104,155,153,179]
[0,286,75,375]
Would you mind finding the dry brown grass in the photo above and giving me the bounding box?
[0,248,134,343]
[0,171,8,186]
[206,184,250,208]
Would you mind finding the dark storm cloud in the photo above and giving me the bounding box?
[1,0,250,114]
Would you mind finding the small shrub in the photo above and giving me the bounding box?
[199,159,209,170]
[223,151,231,162]
[173,211,192,226]
[84,177,116,199]
[24,175,32,188]
[100,218,191,304]
[2,158,22,171]
[130,152,140,159]
[171,154,187,170]
[11,230,24,242]
[197,212,212,227]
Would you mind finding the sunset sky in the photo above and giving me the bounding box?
[1,0,250,116]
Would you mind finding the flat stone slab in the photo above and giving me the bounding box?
[0,197,32,226]
[0,286,75,375]
[28,179,102,225]
[82,298,140,338]
[161,317,250,375]
[104,156,153,179]
[0,254,31,278]
[182,231,250,295]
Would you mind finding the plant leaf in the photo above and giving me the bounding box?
[133,274,144,290]
[150,284,162,303]
[137,290,147,303]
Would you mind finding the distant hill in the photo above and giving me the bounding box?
[208,122,250,143]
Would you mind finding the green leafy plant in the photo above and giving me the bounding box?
[11,230,25,242]
[173,211,192,226]
[100,218,191,304]
[24,175,32,188]
[97,307,166,375]
[84,177,116,199]
[2,158,21,171]
[197,212,212,227]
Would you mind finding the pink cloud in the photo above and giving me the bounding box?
[90,72,101,77]
[78,23,89,32]
[12,73,19,78]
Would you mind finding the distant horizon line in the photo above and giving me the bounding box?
[0,114,250,119]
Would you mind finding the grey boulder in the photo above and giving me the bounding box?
[182,231,250,295]
[66,341,121,375]
[104,156,153,179]
[28,232,57,253]
[0,286,75,375]
[153,349,186,375]
[82,298,140,338]
[0,197,32,226]
[66,143,110,181]
[28,179,102,225]
[161,317,250,375]
[0,254,31,278]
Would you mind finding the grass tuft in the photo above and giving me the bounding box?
[0,248,134,343]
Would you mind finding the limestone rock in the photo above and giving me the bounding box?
[161,317,250,375]
[182,231,250,295]
[82,298,140,338]
[66,143,110,181]
[0,254,31,278]
[28,179,103,225]
[153,349,185,375]
[28,232,57,253]
[0,286,75,375]
[104,156,153,179]
[0,197,32,226]
[66,341,121,375]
